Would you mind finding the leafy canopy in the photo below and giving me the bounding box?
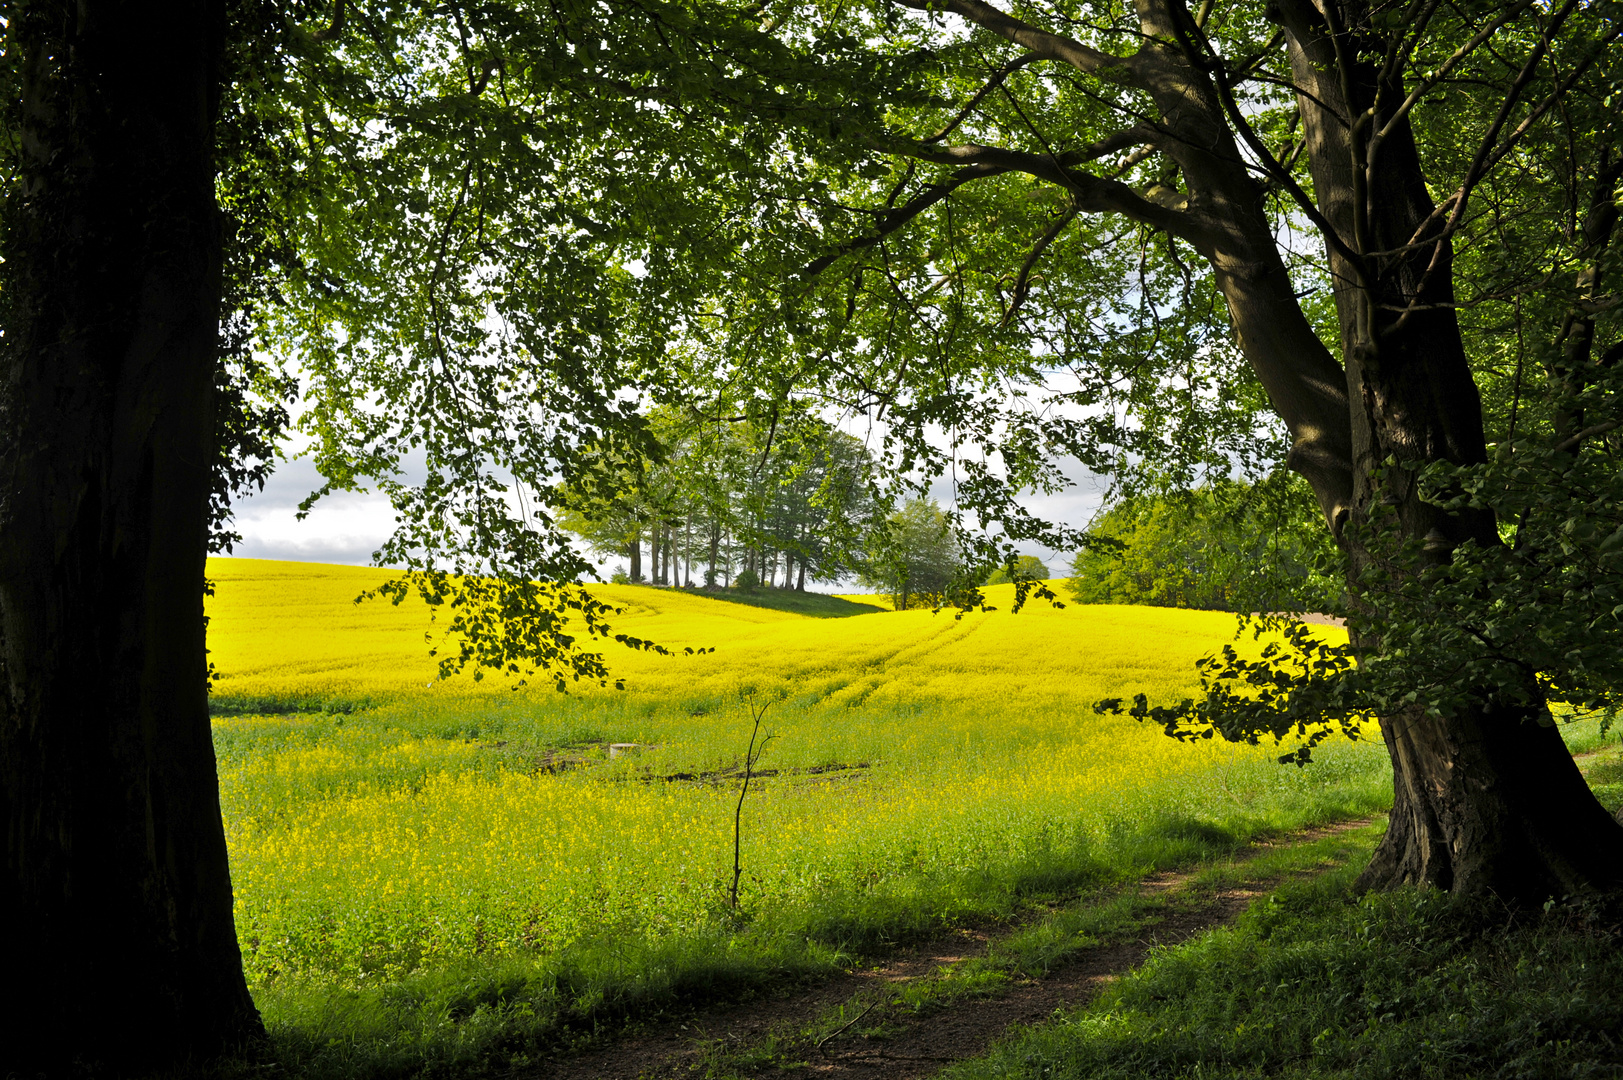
[199,0,1623,733]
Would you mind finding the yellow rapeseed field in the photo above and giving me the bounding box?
[206,559,1255,711]
[206,558,1388,989]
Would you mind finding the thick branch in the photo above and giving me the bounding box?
[312,0,346,41]
[894,0,1141,83]
[1177,8,1371,287]
[892,140,1206,240]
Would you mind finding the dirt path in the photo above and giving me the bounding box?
[521,819,1375,1080]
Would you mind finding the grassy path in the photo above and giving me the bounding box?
[527,818,1384,1080]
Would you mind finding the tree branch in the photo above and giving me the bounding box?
[1175,9,1371,287]
[892,140,1206,240]
[311,0,346,41]
[1552,419,1621,455]
[799,163,1009,280]
[1002,204,1078,326]
[926,53,1045,143]
[1387,4,1609,331]
[1367,0,1539,161]
[892,0,1142,84]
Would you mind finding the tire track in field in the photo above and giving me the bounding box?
[812,612,996,710]
[526,817,1377,1080]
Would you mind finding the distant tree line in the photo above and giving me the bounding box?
[563,432,1336,617]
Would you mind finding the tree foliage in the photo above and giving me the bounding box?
[860,497,967,609]
[1068,477,1341,614]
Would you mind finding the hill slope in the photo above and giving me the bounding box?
[204,559,1326,714]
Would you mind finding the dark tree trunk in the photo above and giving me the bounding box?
[0,0,264,1072]
[1367,697,1623,895]
[1271,0,1623,897]
[628,528,642,582]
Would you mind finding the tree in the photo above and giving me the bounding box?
[861,497,964,609]
[556,452,659,583]
[682,0,1623,899]
[1068,479,1339,613]
[985,554,1051,585]
[735,421,879,590]
[0,0,698,1067]
[0,0,263,1072]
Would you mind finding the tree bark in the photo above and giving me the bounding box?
[1366,697,1623,896]
[0,0,264,1071]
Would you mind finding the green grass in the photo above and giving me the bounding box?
[690,822,1386,1079]
[949,861,1623,1080]
[190,717,1623,1080]
[220,784,1383,1080]
[196,710,1618,1080]
[941,724,1623,1080]
[191,561,1623,1080]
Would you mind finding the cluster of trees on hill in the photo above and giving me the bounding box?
[557,408,878,590]
[558,420,988,610]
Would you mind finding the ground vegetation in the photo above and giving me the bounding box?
[204,559,1388,1077]
[956,849,1623,1080]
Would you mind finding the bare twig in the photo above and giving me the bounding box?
[730,694,775,909]
[815,1001,882,1055]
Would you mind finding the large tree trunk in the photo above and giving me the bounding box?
[1268,0,1623,897]
[1368,697,1623,895]
[0,0,264,1072]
